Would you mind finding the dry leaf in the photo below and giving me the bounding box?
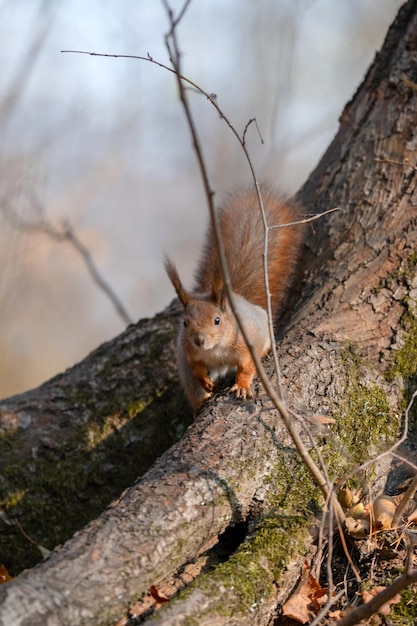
[328,609,345,619]
[406,508,417,524]
[0,564,13,584]
[345,516,370,538]
[150,585,170,604]
[350,501,365,519]
[372,495,397,530]
[338,487,363,515]
[362,586,401,615]
[310,414,336,425]
[338,487,353,509]
[282,562,328,623]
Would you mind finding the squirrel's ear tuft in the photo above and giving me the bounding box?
[164,257,190,307]
[212,278,227,310]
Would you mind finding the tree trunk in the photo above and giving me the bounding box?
[1,1,417,625]
[0,306,194,575]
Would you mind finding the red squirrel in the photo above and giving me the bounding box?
[165,187,305,413]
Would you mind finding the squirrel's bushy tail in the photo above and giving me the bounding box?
[194,187,305,317]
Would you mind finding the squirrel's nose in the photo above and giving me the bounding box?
[193,333,205,348]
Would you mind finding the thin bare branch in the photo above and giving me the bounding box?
[337,548,417,626]
[338,389,417,487]
[270,206,341,228]
[158,0,345,525]
[0,2,54,126]
[166,0,193,34]
[61,221,133,326]
[392,472,417,528]
[309,590,345,626]
[1,205,133,326]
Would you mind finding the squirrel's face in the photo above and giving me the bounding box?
[181,300,231,352]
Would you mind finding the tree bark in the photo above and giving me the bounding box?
[1,1,417,625]
[0,305,194,575]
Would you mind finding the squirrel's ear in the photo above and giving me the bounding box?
[212,280,227,310]
[164,257,190,307]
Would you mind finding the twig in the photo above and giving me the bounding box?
[392,472,417,528]
[270,206,341,228]
[391,451,417,474]
[338,389,417,487]
[61,221,133,326]
[65,2,344,527]
[167,0,192,30]
[159,0,344,525]
[2,206,133,326]
[326,494,335,593]
[309,589,345,626]
[60,47,340,402]
[337,546,417,626]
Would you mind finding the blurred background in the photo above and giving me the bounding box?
[0,0,404,398]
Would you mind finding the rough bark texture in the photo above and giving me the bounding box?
[294,1,417,361]
[1,403,311,626]
[0,305,194,574]
[1,2,417,625]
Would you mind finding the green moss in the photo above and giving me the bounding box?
[399,251,417,282]
[196,514,309,616]
[127,398,153,419]
[208,550,273,612]
[1,489,25,509]
[156,451,316,622]
[391,584,417,625]
[386,298,417,434]
[0,382,192,575]
[388,312,417,383]
[268,453,323,517]
[328,345,398,477]
[180,619,200,626]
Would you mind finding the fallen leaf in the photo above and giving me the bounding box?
[282,562,328,623]
[328,609,345,619]
[350,501,365,519]
[310,414,336,425]
[338,487,353,509]
[338,487,363,514]
[372,495,397,530]
[0,564,13,584]
[362,586,401,616]
[406,508,417,524]
[150,585,170,604]
[345,516,370,538]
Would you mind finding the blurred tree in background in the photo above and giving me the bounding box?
[0,0,403,398]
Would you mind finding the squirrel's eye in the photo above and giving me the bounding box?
[183,319,187,327]
[214,316,220,325]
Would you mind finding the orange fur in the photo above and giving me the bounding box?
[194,188,304,316]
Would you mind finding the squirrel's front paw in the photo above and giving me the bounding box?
[199,376,215,393]
[230,383,253,401]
